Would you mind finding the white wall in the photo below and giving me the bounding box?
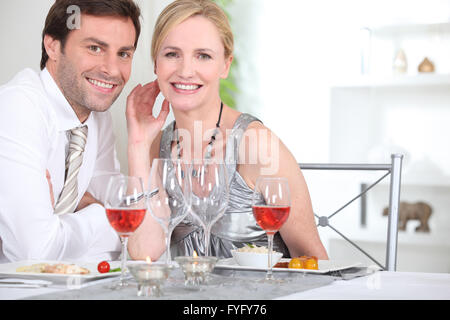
[228,0,375,162]
[0,1,53,80]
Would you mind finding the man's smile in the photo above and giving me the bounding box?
[86,77,119,93]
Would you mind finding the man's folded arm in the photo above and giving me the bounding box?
[0,90,119,262]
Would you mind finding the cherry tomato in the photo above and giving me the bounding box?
[97,261,110,273]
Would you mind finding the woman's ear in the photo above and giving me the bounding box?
[43,34,61,62]
[220,55,234,79]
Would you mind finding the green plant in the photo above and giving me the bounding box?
[213,0,238,109]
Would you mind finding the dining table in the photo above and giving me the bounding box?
[1,263,449,301]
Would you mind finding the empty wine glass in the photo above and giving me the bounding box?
[105,175,147,289]
[188,159,229,257]
[252,177,291,281]
[148,158,191,265]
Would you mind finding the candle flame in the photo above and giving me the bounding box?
[146,256,152,264]
[193,251,198,258]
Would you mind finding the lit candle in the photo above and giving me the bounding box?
[127,257,171,297]
[135,257,165,280]
[175,252,218,286]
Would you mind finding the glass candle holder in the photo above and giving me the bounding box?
[127,262,172,297]
[175,256,218,287]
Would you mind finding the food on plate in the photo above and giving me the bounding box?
[15,263,48,273]
[236,243,269,253]
[232,246,283,268]
[274,256,319,270]
[303,257,318,270]
[44,264,90,274]
[288,257,304,269]
[16,263,90,275]
[289,256,318,270]
[274,261,289,268]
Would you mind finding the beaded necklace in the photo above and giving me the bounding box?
[174,102,224,160]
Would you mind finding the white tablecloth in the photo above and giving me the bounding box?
[1,271,449,300]
[278,271,450,300]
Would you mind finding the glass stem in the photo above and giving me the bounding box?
[165,228,172,265]
[120,236,128,283]
[204,227,211,257]
[266,233,274,280]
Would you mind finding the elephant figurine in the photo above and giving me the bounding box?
[383,201,432,232]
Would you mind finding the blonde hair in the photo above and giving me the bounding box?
[151,0,234,62]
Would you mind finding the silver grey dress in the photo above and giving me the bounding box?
[159,113,290,259]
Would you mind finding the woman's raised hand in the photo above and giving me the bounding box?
[126,81,170,147]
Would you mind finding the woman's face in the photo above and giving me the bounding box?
[155,15,232,112]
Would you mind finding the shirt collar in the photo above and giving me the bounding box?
[40,68,93,132]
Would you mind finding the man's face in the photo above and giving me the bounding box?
[50,14,136,120]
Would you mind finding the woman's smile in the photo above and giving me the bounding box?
[171,82,203,94]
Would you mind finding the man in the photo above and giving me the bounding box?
[0,0,141,262]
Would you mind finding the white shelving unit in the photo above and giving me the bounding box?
[325,19,450,272]
[332,73,450,88]
[367,21,450,35]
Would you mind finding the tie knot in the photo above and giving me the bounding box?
[69,126,88,152]
[71,125,88,136]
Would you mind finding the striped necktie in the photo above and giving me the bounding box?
[54,126,88,215]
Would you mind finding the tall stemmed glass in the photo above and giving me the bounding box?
[252,177,291,281]
[148,159,191,265]
[105,175,147,289]
[188,159,229,257]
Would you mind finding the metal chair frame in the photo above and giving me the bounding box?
[299,154,403,271]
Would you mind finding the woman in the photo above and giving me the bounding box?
[127,0,328,261]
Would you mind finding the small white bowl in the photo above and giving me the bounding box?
[231,250,283,268]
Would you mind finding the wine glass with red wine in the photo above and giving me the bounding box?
[252,177,291,281]
[105,175,147,289]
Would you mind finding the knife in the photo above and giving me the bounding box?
[0,280,51,288]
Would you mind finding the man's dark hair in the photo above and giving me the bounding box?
[40,0,141,70]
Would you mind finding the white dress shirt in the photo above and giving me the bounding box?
[0,68,122,263]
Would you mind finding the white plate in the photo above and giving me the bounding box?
[216,258,361,274]
[0,260,121,284]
